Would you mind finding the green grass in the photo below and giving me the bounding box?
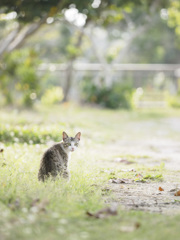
[1,104,180,240]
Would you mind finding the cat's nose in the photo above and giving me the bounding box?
[71,148,75,151]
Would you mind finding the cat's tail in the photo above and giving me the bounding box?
[38,170,45,182]
[38,151,53,182]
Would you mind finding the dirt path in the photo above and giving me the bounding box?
[105,117,180,214]
[107,181,180,214]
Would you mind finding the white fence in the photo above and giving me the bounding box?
[38,63,180,73]
[38,63,180,107]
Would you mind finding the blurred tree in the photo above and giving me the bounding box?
[1,48,40,107]
[0,0,118,57]
[122,17,180,63]
[0,0,143,102]
[0,0,171,59]
[0,0,69,57]
[167,0,180,44]
[63,29,84,101]
[104,3,171,61]
[79,0,172,88]
[0,0,175,103]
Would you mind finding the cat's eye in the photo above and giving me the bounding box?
[75,143,78,146]
[65,142,71,146]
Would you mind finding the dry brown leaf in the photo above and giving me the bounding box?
[174,190,180,196]
[120,222,140,232]
[30,198,49,212]
[134,173,143,179]
[86,205,118,219]
[110,178,134,184]
[169,188,177,192]
[159,187,164,191]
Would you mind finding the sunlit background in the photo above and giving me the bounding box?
[0,0,180,109]
[1,1,180,239]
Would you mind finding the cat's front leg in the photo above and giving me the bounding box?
[62,169,70,181]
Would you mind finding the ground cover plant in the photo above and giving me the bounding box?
[1,104,180,240]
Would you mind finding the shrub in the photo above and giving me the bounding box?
[0,49,40,107]
[41,86,64,105]
[0,124,63,144]
[81,78,134,109]
[166,94,180,108]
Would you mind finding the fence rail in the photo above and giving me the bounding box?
[38,63,180,73]
[37,63,180,108]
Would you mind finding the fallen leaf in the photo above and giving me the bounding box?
[101,187,110,192]
[0,148,6,164]
[135,222,141,228]
[120,222,140,232]
[100,169,115,174]
[30,198,49,212]
[159,187,164,191]
[8,199,20,210]
[135,179,148,183]
[134,173,148,183]
[174,190,180,196]
[109,178,134,184]
[121,168,136,172]
[134,173,143,179]
[31,198,40,206]
[114,158,134,164]
[169,188,177,192]
[90,184,99,187]
[86,205,118,219]
[101,187,111,196]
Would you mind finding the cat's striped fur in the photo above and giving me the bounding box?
[38,131,81,181]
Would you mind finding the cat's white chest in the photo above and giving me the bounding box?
[68,152,71,160]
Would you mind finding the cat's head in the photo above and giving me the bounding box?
[62,131,81,152]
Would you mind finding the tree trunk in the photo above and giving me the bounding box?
[0,18,47,59]
[0,0,66,58]
[63,30,83,102]
[63,59,73,102]
[0,26,21,57]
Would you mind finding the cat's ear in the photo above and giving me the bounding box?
[75,132,81,141]
[62,131,69,141]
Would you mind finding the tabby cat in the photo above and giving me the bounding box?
[38,131,81,181]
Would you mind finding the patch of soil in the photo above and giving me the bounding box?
[106,182,180,214]
[104,117,180,215]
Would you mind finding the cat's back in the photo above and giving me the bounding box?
[42,142,65,162]
[38,142,65,181]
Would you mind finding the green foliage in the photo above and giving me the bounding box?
[0,0,171,26]
[81,78,134,109]
[143,174,163,181]
[127,20,180,63]
[0,124,63,144]
[66,45,82,58]
[0,142,104,240]
[1,106,180,240]
[0,49,40,107]
[41,86,64,105]
[0,0,92,23]
[168,1,180,36]
[166,94,180,108]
